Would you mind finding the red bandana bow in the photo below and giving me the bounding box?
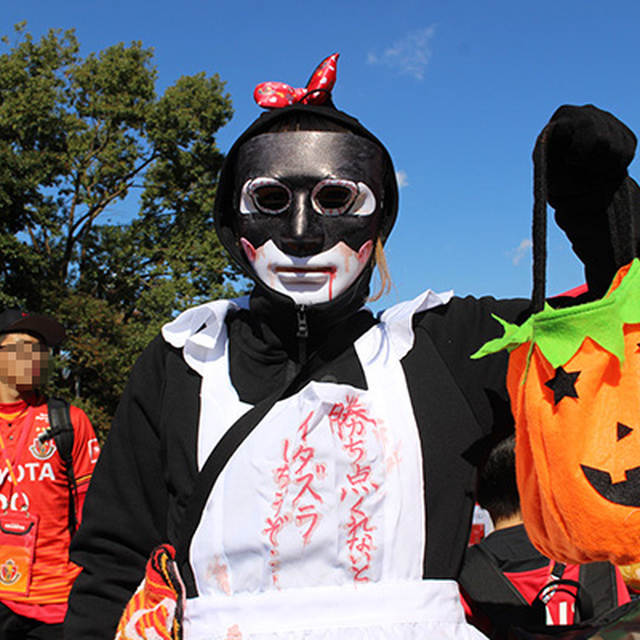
[254,53,339,109]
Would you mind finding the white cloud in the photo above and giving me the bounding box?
[396,170,409,188]
[509,239,533,266]
[368,26,436,80]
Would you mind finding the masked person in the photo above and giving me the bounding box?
[0,309,99,640]
[65,56,639,640]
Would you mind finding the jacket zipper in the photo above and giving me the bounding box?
[295,304,309,364]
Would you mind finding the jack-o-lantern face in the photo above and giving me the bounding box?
[475,260,640,566]
[543,365,640,509]
[581,422,640,507]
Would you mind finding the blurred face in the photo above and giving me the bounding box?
[0,332,49,393]
[235,131,385,305]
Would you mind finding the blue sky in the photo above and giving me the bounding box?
[4,0,640,310]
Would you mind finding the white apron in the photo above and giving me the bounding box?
[163,289,485,639]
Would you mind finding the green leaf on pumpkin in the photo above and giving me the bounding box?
[471,259,640,368]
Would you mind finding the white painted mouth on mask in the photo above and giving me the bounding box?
[240,239,373,305]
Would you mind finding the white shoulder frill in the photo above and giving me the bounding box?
[161,288,453,375]
[161,296,250,377]
[374,288,454,360]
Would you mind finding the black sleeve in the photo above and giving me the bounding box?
[409,295,530,436]
[402,295,530,579]
[65,335,199,640]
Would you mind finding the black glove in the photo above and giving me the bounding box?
[544,104,640,297]
[546,104,636,212]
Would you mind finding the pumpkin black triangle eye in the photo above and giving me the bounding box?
[617,422,633,441]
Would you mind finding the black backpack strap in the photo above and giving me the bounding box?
[43,397,78,536]
[549,562,566,581]
[459,543,540,635]
[578,562,619,618]
[176,310,377,598]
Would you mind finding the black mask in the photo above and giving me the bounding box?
[235,132,384,256]
[233,132,385,305]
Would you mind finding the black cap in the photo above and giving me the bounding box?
[0,309,66,347]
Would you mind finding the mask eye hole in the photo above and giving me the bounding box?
[312,179,358,215]
[241,178,291,215]
[253,184,290,213]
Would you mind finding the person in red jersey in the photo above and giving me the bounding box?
[459,436,630,638]
[0,309,99,640]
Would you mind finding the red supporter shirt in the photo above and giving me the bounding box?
[0,398,99,623]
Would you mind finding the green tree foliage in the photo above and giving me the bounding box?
[0,23,243,438]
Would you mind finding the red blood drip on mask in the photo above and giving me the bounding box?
[329,271,336,300]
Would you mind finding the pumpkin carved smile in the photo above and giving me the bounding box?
[581,465,640,507]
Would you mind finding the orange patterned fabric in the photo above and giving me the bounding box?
[115,544,184,640]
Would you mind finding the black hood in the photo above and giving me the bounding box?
[213,103,399,315]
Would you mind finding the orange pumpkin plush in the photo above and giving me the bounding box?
[474,259,640,566]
